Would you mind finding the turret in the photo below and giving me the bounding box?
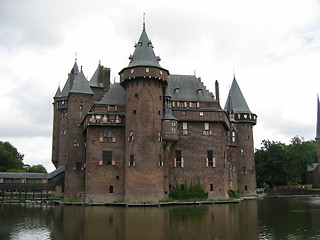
[225,76,257,195]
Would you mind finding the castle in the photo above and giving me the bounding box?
[51,22,257,202]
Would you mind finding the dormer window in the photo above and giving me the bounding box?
[131,69,134,73]
[174,88,180,93]
[138,41,142,46]
[197,89,203,94]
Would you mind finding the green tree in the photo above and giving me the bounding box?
[0,141,24,172]
[255,137,317,187]
[27,164,47,173]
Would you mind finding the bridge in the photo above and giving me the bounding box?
[0,166,65,201]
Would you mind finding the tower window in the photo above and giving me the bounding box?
[129,155,136,167]
[203,122,211,135]
[134,93,138,99]
[133,109,136,115]
[103,151,112,166]
[171,121,177,133]
[128,131,134,141]
[182,122,188,135]
[146,67,149,72]
[174,150,184,167]
[210,184,214,191]
[206,150,215,167]
[109,185,114,193]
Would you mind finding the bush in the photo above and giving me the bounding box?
[169,178,208,200]
[227,189,240,199]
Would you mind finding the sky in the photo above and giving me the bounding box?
[1,0,320,172]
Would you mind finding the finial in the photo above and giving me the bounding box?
[75,53,77,62]
[194,69,196,76]
[81,65,83,71]
[99,60,101,65]
[233,68,236,80]
[143,12,146,29]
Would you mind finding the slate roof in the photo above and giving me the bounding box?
[316,97,320,139]
[224,77,252,114]
[89,64,103,87]
[70,70,94,95]
[60,61,80,98]
[54,86,61,98]
[128,25,161,68]
[167,74,214,102]
[96,82,125,105]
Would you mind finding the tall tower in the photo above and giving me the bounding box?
[119,23,169,202]
[225,76,257,195]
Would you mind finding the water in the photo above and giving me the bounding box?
[1,197,320,240]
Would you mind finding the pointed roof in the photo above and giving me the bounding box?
[89,64,103,87]
[224,77,252,114]
[316,96,320,139]
[96,82,125,105]
[70,69,94,95]
[163,85,176,120]
[128,24,161,68]
[53,86,61,99]
[60,61,80,98]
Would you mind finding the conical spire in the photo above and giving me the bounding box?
[128,22,161,68]
[224,76,251,114]
[53,86,61,99]
[316,96,320,139]
[70,69,93,95]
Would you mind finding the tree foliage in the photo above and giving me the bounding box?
[0,141,24,172]
[255,136,317,187]
[0,141,47,173]
[27,164,47,173]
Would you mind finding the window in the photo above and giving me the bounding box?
[133,109,136,115]
[182,122,188,135]
[128,131,134,141]
[199,112,204,116]
[103,130,116,143]
[73,138,79,147]
[109,185,114,193]
[206,150,215,167]
[242,166,247,175]
[107,105,118,112]
[129,155,136,167]
[103,151,112,166]
[240,148,245,156]
[171,121,177,133]
[181,111,186,116]
[158,131,162,141]
[232,131,236,142]
[210,184,214,191]
[245,185,248,191]
[62,125,67,135]
[75,162,82,170]
[203,122,212,136]
[158,155,163,167]
[134,93,138,99]
[174,150,184,167]
[178,102,184,108]
[146,67,149,72]
[79,105,83,110]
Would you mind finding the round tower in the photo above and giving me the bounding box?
[119,23,169,202]
[225,76,257,195]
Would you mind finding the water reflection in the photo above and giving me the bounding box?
[2,198,320,240]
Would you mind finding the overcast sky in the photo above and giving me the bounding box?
[1,0,320,172]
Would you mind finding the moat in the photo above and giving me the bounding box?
[1,197,320,240]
